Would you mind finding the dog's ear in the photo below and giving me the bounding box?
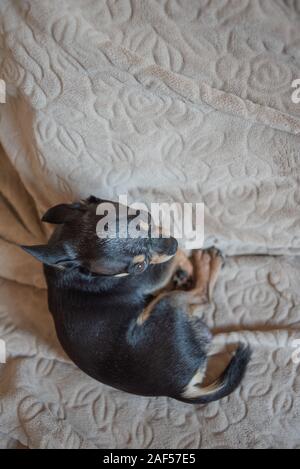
[20,244,78,269]
[41,203,85,224]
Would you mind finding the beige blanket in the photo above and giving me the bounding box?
[0,0,300,449]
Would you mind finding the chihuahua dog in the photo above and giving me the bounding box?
[22,196,250,404]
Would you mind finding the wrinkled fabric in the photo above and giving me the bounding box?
[0,0,300,449]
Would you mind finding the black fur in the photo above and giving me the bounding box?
[22,196,251,403]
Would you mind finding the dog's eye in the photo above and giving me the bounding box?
[134,260,147,274]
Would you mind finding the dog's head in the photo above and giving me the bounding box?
[22,196,178,277]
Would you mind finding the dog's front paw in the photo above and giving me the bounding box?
[193,248,225,269]
[192,247,225,301]
[208,247,225,268]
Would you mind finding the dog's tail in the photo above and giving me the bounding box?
[177,344,251,405]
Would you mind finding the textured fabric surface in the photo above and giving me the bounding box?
[0,0,300,449]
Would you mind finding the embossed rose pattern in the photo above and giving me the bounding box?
[0,0,300,450]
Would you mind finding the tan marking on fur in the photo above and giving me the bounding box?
[145,258,177,295]
[181,368,207,398]
[186,249,223,305]
[142,249,223,315]
[137,292,168,325]
[175,250,194,277]
[193,251,210,290]
[185,250,210,304]
[133,254,146,264]
[182,376,220,399]
[146,249,191,295]
[150,253,175,264]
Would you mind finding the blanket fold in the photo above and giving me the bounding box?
[0,0,300,449]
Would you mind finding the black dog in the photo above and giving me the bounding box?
[22,196,251,404]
